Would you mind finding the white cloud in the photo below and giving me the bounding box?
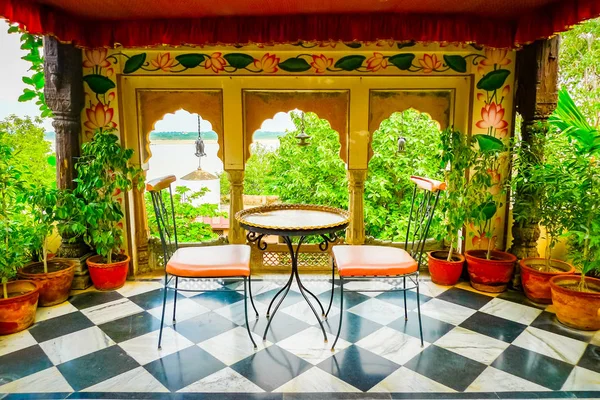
[152,109,213,132]
[260,110,298,132]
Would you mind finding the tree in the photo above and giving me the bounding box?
[0,115,55,188]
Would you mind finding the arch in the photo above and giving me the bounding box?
[242,90,349,164]
[368,89,453,161]
[139,89,224,166]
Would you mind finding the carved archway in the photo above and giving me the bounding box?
[242,90,349,164]
[139,90,224,166]
[368,89,453,161]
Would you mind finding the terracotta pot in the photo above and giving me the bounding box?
[427,251,465,286]
[550,275,600,331]
[86,254,130,291]
[17,260,75,306]
[0,280,39,335]
[465,249,517,293]
[520,258,575,304]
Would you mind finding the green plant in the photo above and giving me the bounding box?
[549,89,600,289]
[54,190,87,244]
[74,130,143,263]
[0,134,33,298]
[439,128,474,261]
[466,134,507,259]
[25,187,59,273]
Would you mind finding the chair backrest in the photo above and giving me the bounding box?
[146,175,178,264]
[404,176,446,268]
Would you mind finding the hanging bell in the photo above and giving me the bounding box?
[397,136,407,153]
[295,131,311,146]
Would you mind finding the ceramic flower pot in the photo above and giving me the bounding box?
[427,251,465,286]
[0,280,40,335]
[465,249,517,293]
[87,254,130,291]
[520,258,575,304]
[550,275,600,331]
[17,260,75,306]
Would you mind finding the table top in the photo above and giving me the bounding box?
[235,204,349,236]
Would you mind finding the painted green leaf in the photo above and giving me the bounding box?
[334,55,366,71]
[175,54,206,69]
[83,74,115,95]
[123,53,146,74]
[344,42,362,49]
[278,58,311,72]
[474,134,505,152]
[443,55,467,73]
[388,54,415,70]
[477,69,511,91]
[223,53,255,69]
[397,41,416,49]
[472,201,497,220]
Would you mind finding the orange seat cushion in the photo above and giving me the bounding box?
[166,245,251,278]
[332,245,418,277]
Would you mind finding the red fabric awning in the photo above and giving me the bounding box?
[1,0,599,49]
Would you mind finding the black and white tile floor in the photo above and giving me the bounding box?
[0,276,599,399]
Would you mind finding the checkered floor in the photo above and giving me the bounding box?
[0,275,599,399]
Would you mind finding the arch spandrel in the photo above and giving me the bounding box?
[368,89,453,161]
[242,90,349,164]
[139,90,224,166]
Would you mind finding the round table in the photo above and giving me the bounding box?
[236,204,349,342]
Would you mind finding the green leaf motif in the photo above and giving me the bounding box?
[223,54,255,69]
[397,41,416,49]
[473,201,497,221]
[334,55,366,71]
[477,69,511,91]
[175,54,206,69]
[278,58,311,72]
[388,54,415,70]
[474,134,505,152]
[344,42,362,49]
[443,55,467,73]
[83,74,115,95]
[123,53,146,74]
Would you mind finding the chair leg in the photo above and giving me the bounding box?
[248,274,259,319]
[157,278,169,349]
[331,278,344,351]
[403,276,408,321]
[325,259,335,318]
[416,278,424,347]
[172,276,179,323]
[244,277,258,350]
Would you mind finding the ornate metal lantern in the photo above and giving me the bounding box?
[295,111,311,146]
[181,116,217,181]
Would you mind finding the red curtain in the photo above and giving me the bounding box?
[1,0,599,49]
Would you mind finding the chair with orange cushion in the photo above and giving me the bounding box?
[146,175,259,350]
[330,176,446,350]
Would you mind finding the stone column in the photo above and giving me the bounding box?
[227,170,246,244]
[509,37,560,260]
[43,37,84,190]
[346,169,367,245]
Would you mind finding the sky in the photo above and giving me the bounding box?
[0,19,295,133]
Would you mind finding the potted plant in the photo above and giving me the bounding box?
[0,135,40,335]
[17,187,76,306]
[548,90,600,330]
[512,127,575,303]
[428,128,471,285]
[76,130,143,291]
[464,134,517,292]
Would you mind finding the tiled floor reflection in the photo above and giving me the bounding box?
[0,275,598,399]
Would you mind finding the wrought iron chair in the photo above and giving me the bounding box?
[147,175,259,350]
[330,176,446,350]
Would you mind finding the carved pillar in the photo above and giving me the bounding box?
[227,170,246,244]
[510,37,560,260]
[43,37,83,189]
[346,169,367,245]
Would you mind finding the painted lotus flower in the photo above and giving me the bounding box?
[84,103,117,131]
[472,234,497,250]
[476,102,508,130]
[151,53,176,72]
[502,85,511,97]
[310,54,333,73]
[487,169,502,195]
[366,53,388,72]
[254,53,279,73]
[205,52,226,73]
[481,49,511,67]
[83,48,110,68]
[419,54,442,73]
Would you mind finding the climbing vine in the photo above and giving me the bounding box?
[7,25,52,118]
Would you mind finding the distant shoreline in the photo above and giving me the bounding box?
[150,139,280,145]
